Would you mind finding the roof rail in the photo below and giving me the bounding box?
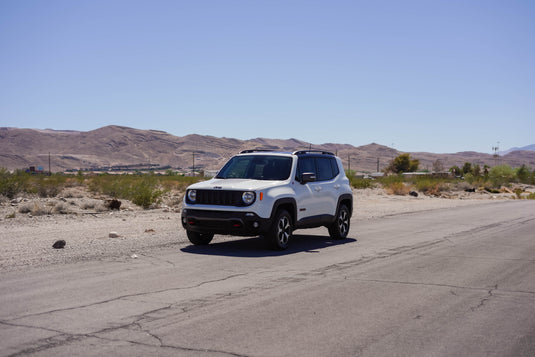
[239,149,277,154]
[292,150,335,156]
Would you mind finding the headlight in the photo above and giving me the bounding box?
[242,191,255,205]
[187,189,197,203]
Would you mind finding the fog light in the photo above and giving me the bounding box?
[253,222,259,228]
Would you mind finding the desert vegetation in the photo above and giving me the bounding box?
[1,158,535,219]
[349,155,535,198]
[0,169,203,213]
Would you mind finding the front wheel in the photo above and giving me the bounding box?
[187,231,214,245]
[328,204,350,239]
[266,210,292,250]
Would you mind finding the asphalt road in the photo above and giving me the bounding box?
[1,200,534,357]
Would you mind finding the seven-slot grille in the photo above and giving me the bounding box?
[193,190,249,206]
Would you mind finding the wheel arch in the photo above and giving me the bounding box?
[270,197,297,225]
[337,193,353,217]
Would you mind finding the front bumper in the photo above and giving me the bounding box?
[181,209,272,236]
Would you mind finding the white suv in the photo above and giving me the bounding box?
[181,150,353,250]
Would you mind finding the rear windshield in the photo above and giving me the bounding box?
[216,155,292,180]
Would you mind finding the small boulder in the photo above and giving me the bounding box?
[52,240,66,249]
[109,232,120,238]
[106,199,122,210]
[409,191,419,197]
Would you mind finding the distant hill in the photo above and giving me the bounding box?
[1,126,534,173]
[501,144,535,155]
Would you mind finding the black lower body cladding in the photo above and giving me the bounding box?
[181,209,272,236]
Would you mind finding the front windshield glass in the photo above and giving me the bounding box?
[216,155,292,180]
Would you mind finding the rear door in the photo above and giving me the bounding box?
[314,157,339,217]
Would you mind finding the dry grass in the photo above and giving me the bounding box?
[385,182,412,195]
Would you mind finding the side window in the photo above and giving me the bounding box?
[297,157,315,181]
[330,157,340,177]
[316,157,334,181]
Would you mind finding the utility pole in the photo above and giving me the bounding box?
[377,157,380,172]
[347,154,351,173]
[192,152,195,176]
[48,152,51,176]
[492,142,500,166]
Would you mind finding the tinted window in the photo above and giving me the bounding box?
[316,157,335,181]
[330,158,340,177]
[297,157,315,180]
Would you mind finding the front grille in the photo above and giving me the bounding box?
[194,190,246,206]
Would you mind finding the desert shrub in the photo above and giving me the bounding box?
[515,165,532,184]
[0,169,30,198]
[378,174,404,186]
[489,165,516,188]
[18,203,32,214]
[159,175,202,191]
[130,177,163,209]
[80,200,96,210]
[87,174,130,198]
[350,177,375,189]
[385,181,411,195]
[5,211,16,219]
[527,192,535,200]
[379,176,410,195]
[19,202,48,216]
[52,201,69,214]
[87,173,202,208]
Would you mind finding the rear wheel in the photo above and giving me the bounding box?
[187,231,214,245]
[328,204,350,239]
[267,210,292,250]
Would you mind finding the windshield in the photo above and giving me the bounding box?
[216,155,292,180]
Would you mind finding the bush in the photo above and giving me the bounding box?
[516,165,531,184]
[0,169,29,198]
[385,181,411,195]
[130,177,163,209]
[489,165,516,188]
[350,177,375,189]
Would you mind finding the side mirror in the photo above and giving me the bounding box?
[300,172,316,184]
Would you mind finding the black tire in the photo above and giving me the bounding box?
[266,210,292,250]
[328,204,350,239]
[187,231,214,245]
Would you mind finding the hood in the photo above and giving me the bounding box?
[188,178,284,191]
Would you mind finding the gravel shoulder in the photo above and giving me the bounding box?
[0,187,529,272]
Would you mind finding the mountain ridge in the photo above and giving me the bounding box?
[1,126,534,173]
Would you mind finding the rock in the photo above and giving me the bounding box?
[52,240,66,249]
[106,199,122,210]
[109,232,120,238]
[409,191,419,197]
[465,188,476,192]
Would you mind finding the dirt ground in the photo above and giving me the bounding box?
[1,186,532,272]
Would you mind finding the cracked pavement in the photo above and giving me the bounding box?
[1,201,535,356]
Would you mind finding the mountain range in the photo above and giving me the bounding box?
[1,126,534,173]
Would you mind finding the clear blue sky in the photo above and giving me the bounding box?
[1,0,534,154]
